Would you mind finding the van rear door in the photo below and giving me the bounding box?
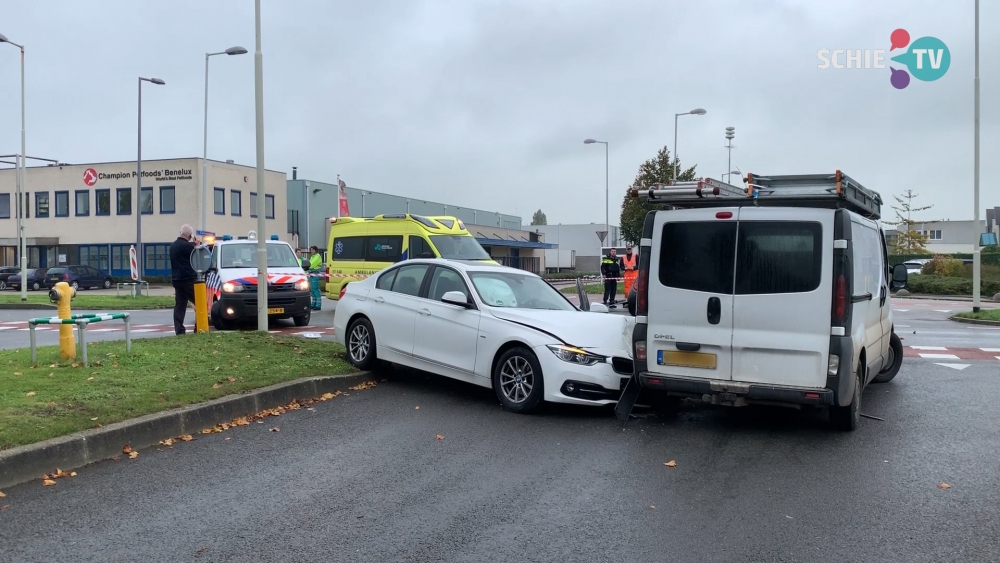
[645,208,737,381]
[729,207,833,388]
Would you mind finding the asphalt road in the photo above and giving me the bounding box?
[2,352,999,562]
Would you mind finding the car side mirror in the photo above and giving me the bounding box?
[441,291,472,308]
[891,263,908,289]
[589,303,609,313]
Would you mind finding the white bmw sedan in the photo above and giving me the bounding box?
[332,259,635,413]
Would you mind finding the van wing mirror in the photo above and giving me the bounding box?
[891,263,908,289]
[441,291,472,308]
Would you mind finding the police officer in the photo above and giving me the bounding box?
[601,248,623,306]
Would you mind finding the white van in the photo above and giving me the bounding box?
[619,173,909,431]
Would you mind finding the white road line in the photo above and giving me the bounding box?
[894,309,910,312]
[895,325,911,328]
[910,346,948,350]
[919,353,961,360]
[934,310,952,313]
[980,348,1000,352]
[88,328,118,332]
[935,363,970,370]
[129,329,158,333]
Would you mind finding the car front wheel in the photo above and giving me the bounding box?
[31,282,40,291]
[346,318,379,370]
[293,311,311,327]
[103,278,113,289]
[493,347,545,414]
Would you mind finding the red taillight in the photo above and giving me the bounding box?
[64,273,69,280]
[338,285,347,300]
[833,274,846,322]
[648,378,661,385]
[716,211,733,219]
[635,341,647,361]
[805,392,820,399]
[636,267,649,316]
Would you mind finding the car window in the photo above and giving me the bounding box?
[659,222,736,294]
[390,264,429,297]
[429,235,490,260]
[409,236,436,259]
[735,221,822,295]
[220,243,298,268]
[48,268,66,276]
[428,267,469,301]
[366,236,402,262]
[468,271,576,310]
[376,268,398,290]
[332,236,365,261]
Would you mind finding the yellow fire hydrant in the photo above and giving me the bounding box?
[49,281,76,360]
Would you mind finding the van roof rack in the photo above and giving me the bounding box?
[628,171,882,220]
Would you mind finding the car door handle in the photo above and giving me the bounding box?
[879,287,887,306]
[707,297,721,325]
[418,308,431,316]
[373,296,384,303]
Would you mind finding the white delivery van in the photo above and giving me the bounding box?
[617,173,909,431]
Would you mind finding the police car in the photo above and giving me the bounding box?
[204,232,312,330]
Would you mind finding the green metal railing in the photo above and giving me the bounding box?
[28,312,132,367]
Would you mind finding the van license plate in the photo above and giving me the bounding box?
[657,350,717,369]
[267,308,284,314]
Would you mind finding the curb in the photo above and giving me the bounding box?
[0,372,371,490]
[949,315,1000,326]
[893,294,1000,303]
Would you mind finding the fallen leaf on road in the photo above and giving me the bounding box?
[180,435,194,442]
[25,391,35,397]
[269,427,280,432]
[664,460,677,467]
[415,406,420,410]
[321,392,336,400]
[435,434,445,440]
[0,504,8,511]
[225,437,231,441]
[122,445,132,455]
[0,491,5,498]
[307,407,316,412]
[128,451,139,459]
[650,505,656,510]
[42,480,56,487]
[201,429,213,434]
[160,438,176,446]
[349,380,378,391]
[938,483,951,489]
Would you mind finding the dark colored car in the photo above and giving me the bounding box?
[9,268,49,291]
[45,265,115,291]
[0,267,21,290]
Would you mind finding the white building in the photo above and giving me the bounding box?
[884,218,994,254]
[0,158,287,278]
[532,223,621,273]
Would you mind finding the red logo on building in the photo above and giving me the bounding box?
[83,168,98,186]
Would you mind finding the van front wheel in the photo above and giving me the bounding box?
[830,368,861,431]
[872,333,903,383]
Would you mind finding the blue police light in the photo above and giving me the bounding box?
[270,234,279,240]
[222,234,232,241]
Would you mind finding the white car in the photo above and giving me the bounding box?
[332,259,636,413]
[902,259,930,275]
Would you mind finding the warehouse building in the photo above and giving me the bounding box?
[532,223,621,273]
[0,158,287,278]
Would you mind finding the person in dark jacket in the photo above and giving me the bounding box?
[169,224,198,335]
[601,248,623,306]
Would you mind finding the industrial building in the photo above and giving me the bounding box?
[884,211,999,254]
[0,158,287,277]
[532,223,621,273]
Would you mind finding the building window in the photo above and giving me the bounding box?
[143,243,171,276]
[250,192,257,218]
[117,188,132,215]
[214,188,225,215]
[231,190,242,216]
[79,245,109,272]
[921,229,943,241]
[140,187,153,214]
[95,189,111,216]
[265,195,275,219]
[55,191,70,217]
[75,190,90,216]
[160,186,176,214]
[35,192,49,218]
[0,194,9,219]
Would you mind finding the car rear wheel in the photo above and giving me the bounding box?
[70,281,79,291]
[493,347,545,414]
[346,317,379,370]
[0,281,6,291]
[31,281,40,291]
[830,367,862,431]
[872,332,903,384]
[103,278,113,289]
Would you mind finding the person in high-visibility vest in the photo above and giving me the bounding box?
[308,246,324,310]
[622,244,637,297]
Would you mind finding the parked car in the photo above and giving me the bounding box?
[333,259,636,414]
[9,268,49,291]
[44,266,115,291]
[0,267,21,290]
[902,259,931,275]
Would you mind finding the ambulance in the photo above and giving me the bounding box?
[203,231,312,330]
[325,214,497,299]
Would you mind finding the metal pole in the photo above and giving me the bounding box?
[125,313,132,354]
[79,322,88,367]
[201,53,210,233]
[727,138,732,184]
[973,0,981,312]
[29,321,36,364]
[673,113,679,182]
[19,45,26,302]
[604,141,609,246]
[254,0,269,332]
[136,78,144,284]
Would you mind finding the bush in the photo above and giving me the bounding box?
[904,274,1000,296]
[922,255,965,277]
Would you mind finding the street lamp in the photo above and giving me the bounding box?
[202,45,248,232]
[584,139,609,246]
[673,108,707,181]
[0,32,27,302]
[136,76,166,284]
[973,0,982,312]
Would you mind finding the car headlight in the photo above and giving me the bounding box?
[222,282,244,293]
[295,279,309,291]
[546,345,606,366]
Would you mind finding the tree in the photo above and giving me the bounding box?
[619,146,697,245]
[884,189,937,254]
[530,209,547,226]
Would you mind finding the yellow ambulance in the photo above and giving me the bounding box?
[325,214,497,299]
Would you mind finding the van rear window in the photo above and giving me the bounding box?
[659,222,736,294]
[735,222,822,295]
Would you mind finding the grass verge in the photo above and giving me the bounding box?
[561,283,624,295]
[953,309,1000,322]
[0,294,174,310]
[0,332,354,449]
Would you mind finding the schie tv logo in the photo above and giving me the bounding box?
[817,28,950,89]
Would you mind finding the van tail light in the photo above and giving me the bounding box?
[636,265,649,316]
[635,340,647,361]
[833,274,846,324]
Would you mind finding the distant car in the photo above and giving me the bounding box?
[0,267,20,290]
[9,268,49,291]
[902,259,931,275]
[44,266,115,291]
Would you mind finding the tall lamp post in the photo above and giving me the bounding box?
[724,127,736,183]
[136,76,166,284]
[202,46,248,232]
[583,139,609,246]
[253,0,269,332]
[673,108,707,180]
[0,33,27,302]
[972,0,981,312]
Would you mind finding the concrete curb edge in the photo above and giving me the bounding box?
[948,315,1000,326]
[0,371,371,490]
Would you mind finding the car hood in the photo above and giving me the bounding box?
[487,308,634,353]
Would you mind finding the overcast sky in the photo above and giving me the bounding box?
[1,0,996,226]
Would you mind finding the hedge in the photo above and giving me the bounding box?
[902,274,1000,296]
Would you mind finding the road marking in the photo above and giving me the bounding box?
[910,346,948,350]
[895,325,911,328]
[894,309,909,312]
[919,353,961,360]
[129,329,158,333]
[981,348,1000,352]
[934,310,952,313]
[935,363,970,370]
[88,328,118,332]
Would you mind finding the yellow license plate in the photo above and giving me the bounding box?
[658,350,717,369]
[267,307,284,314]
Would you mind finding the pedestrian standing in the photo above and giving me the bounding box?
[308,245,323,310]
[622,245,637,297]
[601,248,622,306]
[169,224,198,335]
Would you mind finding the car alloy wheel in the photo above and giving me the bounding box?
[493,347,544,414]
[499,356,534,404]
[103,279,112,289]
[346,318,379,371]
[70,281,79,291]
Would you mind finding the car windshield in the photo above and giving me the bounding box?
[220,243,299,269]
[47,268,66,275]
[468,271,576,311]
[430,235,491,260]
